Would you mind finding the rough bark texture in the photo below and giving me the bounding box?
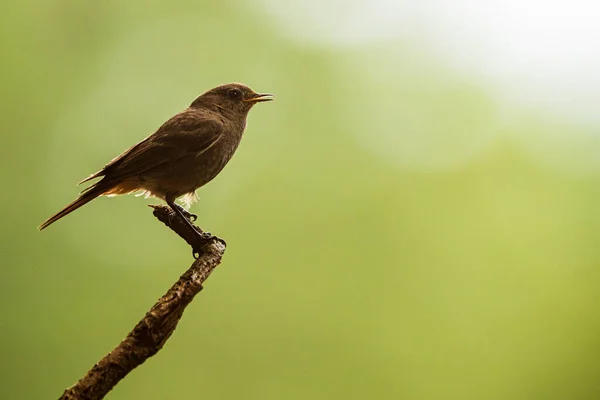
[59,205,226,400]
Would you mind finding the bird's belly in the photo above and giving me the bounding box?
[190,153,230,187]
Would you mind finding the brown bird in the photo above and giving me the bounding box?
[39,83,273,241]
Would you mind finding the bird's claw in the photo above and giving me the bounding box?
[173,204,197,222]
[180,211,197,222]
[191,231,216,259]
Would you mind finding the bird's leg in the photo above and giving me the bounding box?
[166,200,214,259]
[173,203,197,222]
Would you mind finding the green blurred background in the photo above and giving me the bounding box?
[2,1,600,399]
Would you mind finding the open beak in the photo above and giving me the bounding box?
[244,93,274,103]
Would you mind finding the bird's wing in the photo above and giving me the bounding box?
[80,111,224,184]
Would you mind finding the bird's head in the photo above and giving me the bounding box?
[191,83,273,114]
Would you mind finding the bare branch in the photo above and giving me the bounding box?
[59,205,226,400]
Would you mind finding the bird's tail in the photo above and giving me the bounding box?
[38,182,111,230]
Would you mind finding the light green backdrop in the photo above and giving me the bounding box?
[1,2,599,399]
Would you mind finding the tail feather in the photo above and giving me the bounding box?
[38,183,110,230]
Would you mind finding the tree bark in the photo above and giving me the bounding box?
[59,205,226,400]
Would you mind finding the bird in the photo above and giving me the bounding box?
[39,83,273,245]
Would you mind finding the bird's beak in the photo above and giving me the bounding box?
[244,93,274,103]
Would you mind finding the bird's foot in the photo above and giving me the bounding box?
[173,204,197,222]
[192,231,218,259]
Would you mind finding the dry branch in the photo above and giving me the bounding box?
[59,205,226,400]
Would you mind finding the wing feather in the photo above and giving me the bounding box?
[79,110,223,185]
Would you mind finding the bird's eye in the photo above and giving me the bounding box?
[228,89,242,99]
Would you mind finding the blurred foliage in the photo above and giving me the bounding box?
[1,1,600,399]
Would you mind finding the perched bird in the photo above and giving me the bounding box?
[39,83,273,243]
